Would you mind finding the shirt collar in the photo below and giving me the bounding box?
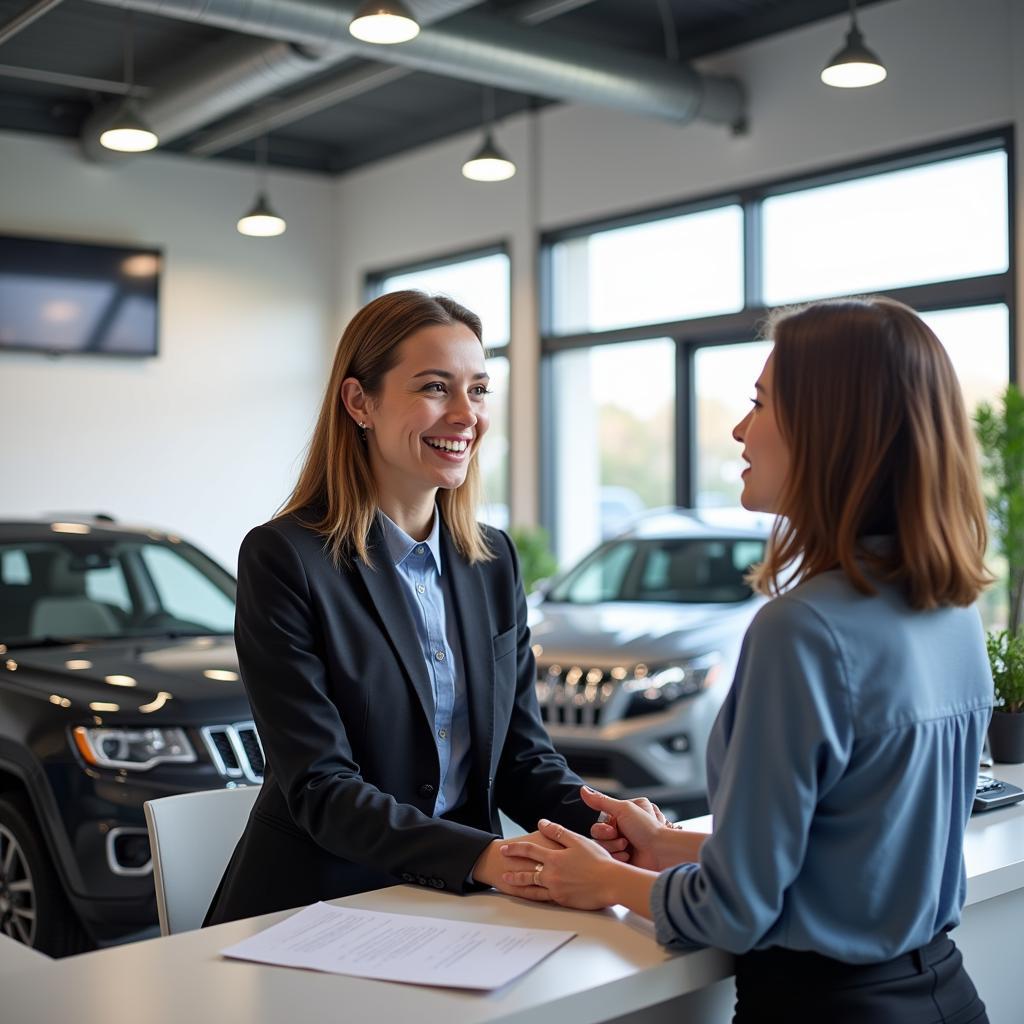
[378,509,443,574]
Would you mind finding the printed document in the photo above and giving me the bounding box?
[221,901,575,990]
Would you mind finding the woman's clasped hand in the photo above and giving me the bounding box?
[499,785,707,912]
[476,822,629,901]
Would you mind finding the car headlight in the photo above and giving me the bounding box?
[622,653,721,718]
[72,726,197,771]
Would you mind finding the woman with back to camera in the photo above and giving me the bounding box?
[501,297,992,1023]
[205,290,619,925]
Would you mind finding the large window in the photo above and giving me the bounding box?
[543,133,1013,579]
[368,247,511,528]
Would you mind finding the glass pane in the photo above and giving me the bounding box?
[85,564,131,612]
[763,150,1009,304]
[632,539,762,603]
[923,303,1011,631]
[0,539,235,643]
[479,355,509,530]
[140,546,235,633]
[921,304,1010,419]
[550,206,744,335]
[693,340,773,509]
[377,251,510,347]
[550,541,638,603]
[549,537,765,604]
[550,339,675,567]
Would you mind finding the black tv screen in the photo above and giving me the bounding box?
[0,235,161,357]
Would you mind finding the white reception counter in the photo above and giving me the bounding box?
[3,763,1024,1024]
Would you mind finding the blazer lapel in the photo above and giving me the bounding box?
[354,520,435,729]
[442,524,496,785]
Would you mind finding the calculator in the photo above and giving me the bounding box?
[973,774,1024,813]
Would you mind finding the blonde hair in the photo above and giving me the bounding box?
[750,297,991,609]
[279,290,493,567]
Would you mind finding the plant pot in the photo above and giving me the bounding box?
[989,710,1024,764]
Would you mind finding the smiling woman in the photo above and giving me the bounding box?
[339,320,491,530]
[204,291,612,928]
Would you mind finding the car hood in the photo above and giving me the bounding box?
[529,600,762,666]
[2,636,249,721]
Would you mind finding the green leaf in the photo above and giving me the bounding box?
[975,384,1024,632]
[508,525,558,594]
[987,629,1024,713]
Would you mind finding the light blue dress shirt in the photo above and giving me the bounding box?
[379,511,471,818]
[651,567,993,963]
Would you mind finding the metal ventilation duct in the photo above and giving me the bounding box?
[187,0,598,158]
[84,0,745,162]
[81,0,482,161]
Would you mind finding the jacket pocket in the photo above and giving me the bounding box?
[492,624,517,661]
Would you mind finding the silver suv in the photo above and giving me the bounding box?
[529,509,770,817]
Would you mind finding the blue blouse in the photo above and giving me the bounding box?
[379,511,471,817]
[651,568,993,963]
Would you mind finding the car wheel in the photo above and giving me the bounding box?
[0,794,92,957]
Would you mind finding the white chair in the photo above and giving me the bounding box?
[144,785,260,936]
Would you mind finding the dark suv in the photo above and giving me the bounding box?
[0,517,260,955]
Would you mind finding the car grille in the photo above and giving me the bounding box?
[535,666,618,727]
[201,722,264,783]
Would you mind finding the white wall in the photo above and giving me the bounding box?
[334,0,1023,527]
[0,132,338,568]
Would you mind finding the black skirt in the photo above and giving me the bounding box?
[733,933,988,1024]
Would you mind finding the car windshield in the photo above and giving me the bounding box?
[0,536,236,647]
[547,537,766,605]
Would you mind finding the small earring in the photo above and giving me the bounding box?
[356,420,368,442]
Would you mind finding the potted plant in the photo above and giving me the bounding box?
[986,631,1024,762]
[975,384,1024,762]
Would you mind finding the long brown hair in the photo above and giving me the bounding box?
[751,296,991,609]
[279,290,494,567]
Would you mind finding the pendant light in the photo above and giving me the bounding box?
[237,136,286,237]
[99,13,158,152]
[821,0,887,89]
[461,89,516,182]
[349,1,420,44]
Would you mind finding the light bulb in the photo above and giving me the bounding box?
[349,2,420,44]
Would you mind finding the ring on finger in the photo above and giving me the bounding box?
[533,862,544,886]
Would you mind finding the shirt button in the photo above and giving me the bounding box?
[435,650,445,661]
[415,545,424,555]
[416,584,425,594]
[438,728,447,740]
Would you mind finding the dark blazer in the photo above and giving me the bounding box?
[205,510,596,925]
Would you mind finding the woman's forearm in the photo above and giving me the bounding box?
[598,861,659,919]
[657,827,707,869]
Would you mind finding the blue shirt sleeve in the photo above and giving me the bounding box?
[651,596,855,953]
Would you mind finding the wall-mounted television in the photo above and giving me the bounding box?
[0,234,161,357]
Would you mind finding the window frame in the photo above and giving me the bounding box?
[540,129,1015,543]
